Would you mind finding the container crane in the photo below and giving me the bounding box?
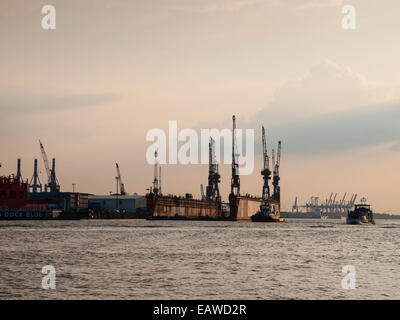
[115,163,126,196]
[29,159,42,193]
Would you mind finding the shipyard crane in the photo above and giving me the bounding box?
[206,138,221,202]
[39,140,59,192]
[261,126,271,200]
[152,150,160,195]
[115,163,126,195]
[230,115,240,196]
[272,141,281,203]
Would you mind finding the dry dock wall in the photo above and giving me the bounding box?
[149,196,220,219]
[236,197,263,220]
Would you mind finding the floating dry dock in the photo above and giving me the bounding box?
[146,193,232,220]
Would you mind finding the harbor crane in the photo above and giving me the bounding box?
[206,138,221,202]
[272,141,281,203]
[292,193,359,216]
[230,115,240,196]
[261,126,271,200]
[115,163,126,195]
[39,140,60,192]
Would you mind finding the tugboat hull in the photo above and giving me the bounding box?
[251,214,285,223]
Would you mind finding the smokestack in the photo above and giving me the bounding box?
[17,158,21,180]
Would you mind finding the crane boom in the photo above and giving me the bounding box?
[115,163,126,195]
[39,140,51,182]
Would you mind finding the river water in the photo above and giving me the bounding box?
[0,219,399,299]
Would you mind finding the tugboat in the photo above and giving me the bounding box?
[251,202,285,222]
[346,198,375,225]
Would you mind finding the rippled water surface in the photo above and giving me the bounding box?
[0,219,399,299]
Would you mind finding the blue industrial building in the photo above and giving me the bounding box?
[88,194,146,213]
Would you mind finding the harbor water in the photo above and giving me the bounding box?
[0,219,399,299]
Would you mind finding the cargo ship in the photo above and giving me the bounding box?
[146,142,233,220]
[346,198,375,225]
[0,175,56,220]
[0,159,87,220]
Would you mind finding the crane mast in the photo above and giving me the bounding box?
[230,115,240,196]
[261,126,271,200]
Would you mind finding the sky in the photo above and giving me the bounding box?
[1,0,399,213]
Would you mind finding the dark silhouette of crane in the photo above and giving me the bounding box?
[272,141,281,203]
[206,138,221,202]
[39,140,59,192]
[261,126,271,200]
[230,115,240,196]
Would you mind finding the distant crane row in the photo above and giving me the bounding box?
[292,193,357,215]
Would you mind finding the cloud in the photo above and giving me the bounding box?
[265,101,400,154]
[0,92,119,115]
[243,60,400,154]
[391,141,400,152]
[251,60,392,127]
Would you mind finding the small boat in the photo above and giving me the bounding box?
[251,202,285,223]
[346,198,375,225]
